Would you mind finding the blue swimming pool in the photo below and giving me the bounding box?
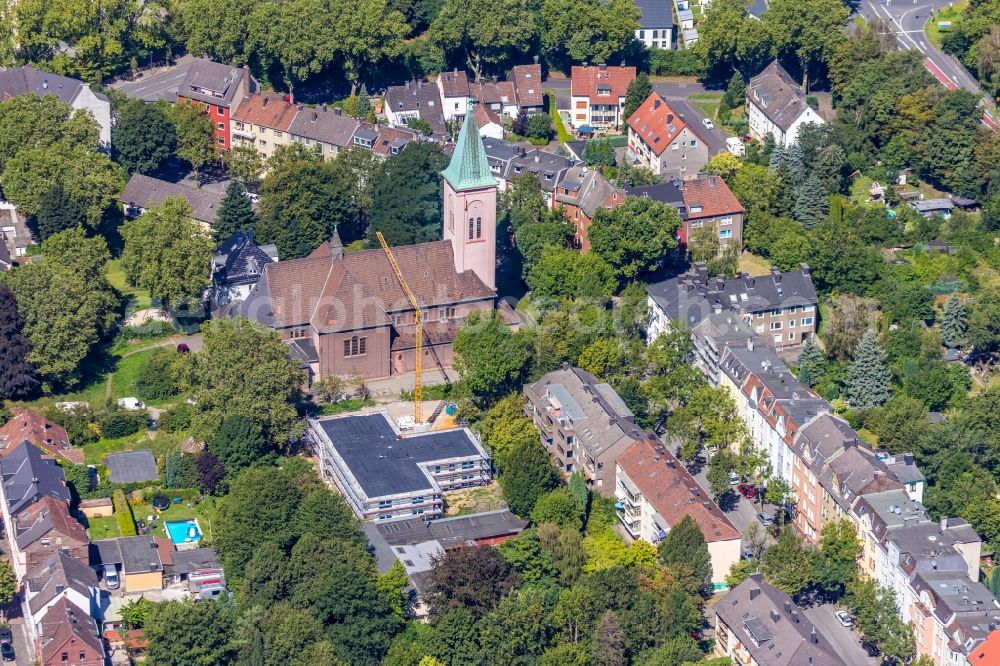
[164,519,202,546]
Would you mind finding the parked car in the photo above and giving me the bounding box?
[1,641,14,662]
[0,625,12,644]
[835,611,853,627]
[757,512,774,526]
[737,483,756,499]
[729,472,740,485]
[742,547,756,560]
[861,640,879,657]
[104,564,120,590]
[702,118,715,130]
[706,445,718,457]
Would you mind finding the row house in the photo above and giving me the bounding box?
[554,165,624,251]
[0,408,82,463]
[482,137,578,204]
[231,94,298,161]
[119,173,225,228]
[288,105,362,161]
[524,364,642,493]
[384,79,447,134]
[626,93,709,179]
[569,64,636,131]
[616,436,740,585]
[438,69,471,122]
[13,496,89,575]
[176,58,256,150]
[0,66,111,146]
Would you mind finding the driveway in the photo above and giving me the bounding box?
[804,604,879,666]
[658,98,730,155]
[547,77,717,111]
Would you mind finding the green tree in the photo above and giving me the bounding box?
[763,0,848,90]
[227,143,265,185]
[35,180,86,241]
[540,0,640,70]
[214,181,257,241]
[169,103,215,176]
[497,528,558,585]
[208,414,273,478]
[0,94,99,171]
[796,336,825,387]
[429,0,536,79]
[846,330,892,409]
[810,519,860,597]
[500,439,561,517]
[623,73,652,122]
[657,515,710,589]
[793,175,828,229]
[592,610,625,666]
[120,597,154,631]
[845,579,915,664]
[527,247,617,300]
[190,318,303,442]
[526,113,554,141]
[722,71,746,109]
[112,99,177,174]
[368,142,449,246]
[454,310,532,404]
[0,283,39,400]
[531,487,584,530]
[143,599,240,666]
[426,545,522,618]
[941,294,968,348]
[427,609,481,665]
[582,139,617,167]
[121,197,215,307]
[476,394,538,472]
[761,528,811,597]
[589,197,681,283]
[706,449,735,498]
[477,587,553,664]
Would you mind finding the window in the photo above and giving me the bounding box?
[691,140,698,147]
[801,317,814,326]
[235,122,245,131]
[217,122,224,130]
[788,332,796,341]
[454,102,459,109]
[412,497,424,504]
[788,305,798,314]
[442,306,456,321]
[756,324,763,333]
[652,30,659,38]
[773,334,782,344]
[260,140,267,146]
[290,327,307,339]
[755,312,764,319]
[343,336,367,357]
[468,218,475,240]
[770,321,782,330]
[638,30,645,38]
[672,142,679,150]
[719,229,732,239]
[804,305,815,312]
[275,131,283,138]
[217,137,225,145]
[462,460,475,469]
[217,105,225,114]
[690,205,703,213]
[788,319,796,328]
[720,216,733,225]
[62,654,69,663]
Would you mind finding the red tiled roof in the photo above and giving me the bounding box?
[154,537,174,566]
[232,93,298,131]
[969,629,1000,666]
[473,104,502,129]
[17,496,87,547]
[627,92,690,157]
[617,438,740,543]
[469,81,502,106]
[682,175,745,220]
[511,64,543,107]
[496,81,516,106]
[438,70,470,97]
[0,408,70,457]
[571,65,636,100]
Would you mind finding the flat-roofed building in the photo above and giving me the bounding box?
[309,412,491,522]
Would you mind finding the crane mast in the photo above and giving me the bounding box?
[375,231,422,423]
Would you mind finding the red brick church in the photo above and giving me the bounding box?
[236,104,501,381]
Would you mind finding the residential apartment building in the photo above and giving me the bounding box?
[482,137,578,204]
[0,66,111,146]
[569,64,636,130]
[746,61,824,147]
[36,598,105,666]
[310,412,492,522]
[617,436,740,585]
[714,575,847,666]
[231,93,298,161]
[554,165,624,251]
[634,0,674,49]
[438,69,470,122]
[683,174,746,247]
[176,58,256,150]
[288,105,361,160]
[627,93,708,178]
[24,553,100,633]
[646,263,818,354]
[524,365,643,493]
[510,64,545,115]
[13,496,89,574]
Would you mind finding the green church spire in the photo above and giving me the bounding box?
[441,101,496,190]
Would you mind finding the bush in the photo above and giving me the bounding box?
[135,349,181,401]
[44,404,99,444]
[526,113,554,141]
[113,489,137,537]
[100,409,149,439]
[158,403,192,433]
[115,321,174,346]
[648,48,705,77]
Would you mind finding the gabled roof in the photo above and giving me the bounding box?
[384,80,447,135]
[214,231,278,287]
[555,165,622,217]
[472,103,503,130]
[442,102,496,190]
[969,629,1000,666]
[120,174,224,224]
[179,58,252,106]
[238,240,494,330]
[0,441,69,517]
[627,92,693,157]
[0,66,85,106]
[617,437,740,543]
[38,598,104,663]
[438,69,470,97]
[682,174,745,220]
[0,408,70,458]
[14,495,87,551]
[747,61,812,132]
[104,449,158,483]
[571,65,636,100]
[370,125,418,157]
[26,551,97,616]
[287,106,360,147]
[232,93,298,131]
[511,64,544,107]
[468,80,503,106]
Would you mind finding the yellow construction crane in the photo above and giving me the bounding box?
[376,231,422,423]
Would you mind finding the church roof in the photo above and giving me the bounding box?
[441,102,495,191]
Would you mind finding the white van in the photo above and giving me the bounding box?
[104,564,119,589]
[726,137,746,157]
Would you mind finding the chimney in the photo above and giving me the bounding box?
[333,108,342,116]
[769,610,780,623]
[654,98,661,110]
[811,627,818,644]
[322,103,328,112]
[748,338,754,351]
[242,65,251,96]
[791,610,799,623]
[799,263,810,276]
[784,601,791,614]
[562,361,569,371]
[709,176,716,187]
[599,63,607,71]
[262,97,269,108]
[750,586,760,601]
[667,112,673,125]
[905,453,914,465]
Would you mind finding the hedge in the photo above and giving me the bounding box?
[113,489,137,537]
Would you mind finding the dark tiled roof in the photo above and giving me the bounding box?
[120,174,225,224]
[748,61,811,132]
[38,598,104,663]
[179,58,251,106]
[555,165,622,217]
[625,182,687,216]
[376,509,528,547]
[438,70,470,97]
[14,495,87,551]
[384,80,446,135]
[104,449,158,483]
[716,575,846,666]
[168,547,221,575]
[0,442,69,517]
[287,106,360,147]
[214,231,277,287]
[26,551,97,615]
[635,0,674,28]
[0,66,84,105]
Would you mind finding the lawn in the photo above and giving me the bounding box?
[137,496,221,544]
[85,515,120,540]
[548,91,572,143]
[109,348,159,401]
[107,259,152,311]
[926,0,967,49]
[443,483,505,516]
[84,430,185,465]
[738,252,773,277]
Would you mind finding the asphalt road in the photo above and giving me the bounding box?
[114,60,193,102]
[859,0,987,99]
[804,605,880,666]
